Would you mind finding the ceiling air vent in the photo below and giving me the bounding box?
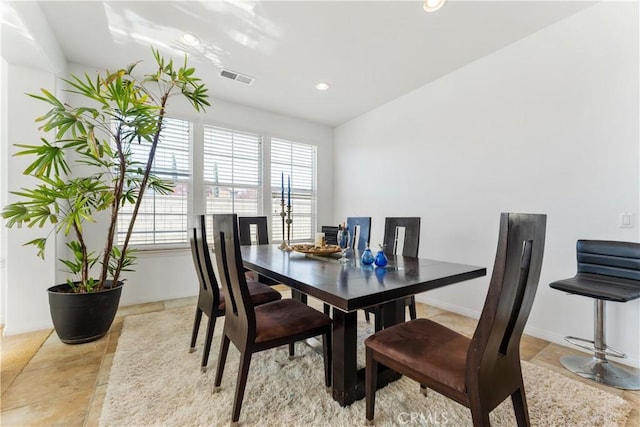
[220,69,255,85]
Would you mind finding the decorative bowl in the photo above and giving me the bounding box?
[290,244,341,256]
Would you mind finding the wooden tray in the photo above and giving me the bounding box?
[290,244,341,256]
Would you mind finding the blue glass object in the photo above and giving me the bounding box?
[374,246,388,267]
[361,244,374,265]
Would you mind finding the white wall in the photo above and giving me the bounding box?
[1,58,7,326]
[334,2,640,367]
[3,64,59,334]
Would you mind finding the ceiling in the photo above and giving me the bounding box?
[3,1,594,127]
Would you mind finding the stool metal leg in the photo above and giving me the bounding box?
[560,299,640,390]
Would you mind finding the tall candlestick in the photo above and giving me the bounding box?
[278,199,288,250]
[287,175,291,206]
[286,204,292,245]
[281,172,284,202]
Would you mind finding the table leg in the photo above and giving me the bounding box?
[381,298,405,327]
[331,308,358,406]
[330,299,406,406]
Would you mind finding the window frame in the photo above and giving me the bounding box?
[202,124,263,219]
[118,117,319,251]
[270,137,317,243]
[115,116,193,251]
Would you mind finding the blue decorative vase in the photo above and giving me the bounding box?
[374,246,388,268]
[361,244,375,265]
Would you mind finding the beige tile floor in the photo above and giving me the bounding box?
[1,288,638,426]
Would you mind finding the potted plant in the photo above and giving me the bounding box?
[2,49,209,343]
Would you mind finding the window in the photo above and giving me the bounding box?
[203,126,262,217]
[117,117,191,246]
[116,119,318,249]
[271,138,316,242]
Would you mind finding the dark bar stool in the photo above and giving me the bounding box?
[549,240,640,390]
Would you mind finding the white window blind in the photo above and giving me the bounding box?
[203,125,262,217]
[271,138,316,242]
[117,117,191,246]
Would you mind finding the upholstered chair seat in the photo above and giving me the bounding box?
[365,319,469,392]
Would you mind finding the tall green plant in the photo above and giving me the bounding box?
[2,49,209,293]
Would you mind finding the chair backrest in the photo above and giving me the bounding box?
[321,225,339,245]
[576,240,640,281]
[347,217,371,251]
[190,215,222,313]
[467,213,546,409]
[212,213,256,342]
[383,217,420,257]
[238,216,270,246]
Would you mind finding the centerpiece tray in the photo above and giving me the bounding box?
[290,243,341,256]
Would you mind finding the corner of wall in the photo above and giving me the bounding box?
[1,58,8,328]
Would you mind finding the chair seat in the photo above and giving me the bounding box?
[218,281,281,310]
[254,299,331,343]
[550,272,640,302]
[365,319,469,392]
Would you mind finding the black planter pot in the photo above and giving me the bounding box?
[47,281,123,344]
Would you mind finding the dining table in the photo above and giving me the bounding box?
[240,244,487,406]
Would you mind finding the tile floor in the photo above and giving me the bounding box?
[1,288,639,426]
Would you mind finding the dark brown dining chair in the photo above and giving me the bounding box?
[383,217,420,258]
[365,212,546,426]
[211,214,332,425]
[238,216,269,245]
[321,225,339,245]
[347,216,371,251]
[365,217,420,325]
[237,216,279,286]
[322,217,373,316]
[189,215,281,372]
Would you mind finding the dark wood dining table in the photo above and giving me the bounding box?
[240,244,486,406]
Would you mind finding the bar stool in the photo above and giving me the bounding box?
[549,240,640,390]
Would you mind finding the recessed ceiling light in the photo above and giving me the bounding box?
[181,32,200,46]
[315,82,330,91]
[423,0,446,12]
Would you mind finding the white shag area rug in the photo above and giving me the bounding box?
[99,306,632,426]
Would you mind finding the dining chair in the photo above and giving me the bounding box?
[383,216,420,257]
[365,212,547,426]
[365,217,420,326]
[239,216,297,356]
[320,217,373,316]
[321,225,340,245]
[189,215,282,372]
[237,216,279,286]
[347,216,371,251]
[238,216,269,245]
[211,213,333,425]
